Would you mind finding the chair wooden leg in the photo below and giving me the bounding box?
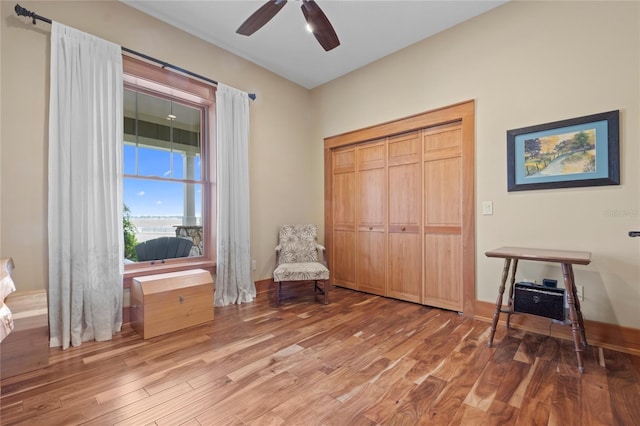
[314,280,329,305]
[275,281,281,307]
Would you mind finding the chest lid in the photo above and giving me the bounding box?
[133,269,213,296]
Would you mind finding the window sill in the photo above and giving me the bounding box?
[123,259,216,288]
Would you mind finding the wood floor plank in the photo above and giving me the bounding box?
[536,334,562,361]
[318,381,386,425]
[394,375,447,421]
[494,360,531,404]
[270,393,341,425]
[481,399,519,425]
[1,287,638,425]
[605,349,640,426]
[424,342,495,424]
[463,360,508,411]
[153,374,272,426]
[448,403,486,425]
[361,377,418,424]
[548,373,581,426]
[514,397,550,426]
[508,357,540,409]
[514,333,547,364]
[523,357,556,402]
[581,380,614,426]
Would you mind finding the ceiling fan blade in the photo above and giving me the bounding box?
[301,0,340,51]
[236,0,287,36]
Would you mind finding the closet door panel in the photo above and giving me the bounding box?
[423,123,463,311]
[358,168,385,226]
[357,230,386,296]
[333,172,355,227]
[388,132,422,302]
[424,157,462,226]
[424,233,463,311]
[333,230,356,289]
[388,232,421,302]
[388,163,421,227]
[332,148,356,289]
[356,142,386,295]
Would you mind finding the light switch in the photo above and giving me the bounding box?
[482,201,493,215]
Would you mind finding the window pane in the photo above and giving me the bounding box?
[123,144,136,175]
[170,102,201,179]
[194,156,202,180]
[124,178,204,262]
[138,146,172,177]
[123,89,202,180]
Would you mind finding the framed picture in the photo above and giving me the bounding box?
[507,110,620,191]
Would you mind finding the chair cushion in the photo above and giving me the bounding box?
[278,241,318,265]
[273,262,329,282]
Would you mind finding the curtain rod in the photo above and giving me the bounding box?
[14,3,257,101]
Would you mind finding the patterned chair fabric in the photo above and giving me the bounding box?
[273,225,330,306]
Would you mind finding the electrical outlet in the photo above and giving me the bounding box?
[251,259,256,271]
[575,285,584,301]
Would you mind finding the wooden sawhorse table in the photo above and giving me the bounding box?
[485,246,592,373]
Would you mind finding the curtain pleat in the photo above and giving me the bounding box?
[215,84,254,306]
[48,22,123,349]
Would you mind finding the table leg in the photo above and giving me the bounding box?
[568,265,587,347]
[505,259,518,329]
[488,258,511,347]
[562,263,585,373]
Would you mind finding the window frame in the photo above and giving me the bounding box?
[122,56,216,288]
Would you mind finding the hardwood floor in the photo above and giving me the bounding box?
[1,285,639,425]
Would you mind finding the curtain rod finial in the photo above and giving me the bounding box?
[15,4,29,17]
[15,3,50,25]
[14,3,34,24]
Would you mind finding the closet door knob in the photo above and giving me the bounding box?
[401,226,406,231]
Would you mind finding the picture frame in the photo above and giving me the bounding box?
[507,110,620,191]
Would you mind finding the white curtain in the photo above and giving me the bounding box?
[48,22,124,349]
[215,83,254,306]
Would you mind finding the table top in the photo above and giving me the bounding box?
[485,246,591,265]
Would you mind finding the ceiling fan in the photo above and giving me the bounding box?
[236,0,340,52]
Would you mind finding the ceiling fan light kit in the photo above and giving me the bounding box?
[236,0,340,52]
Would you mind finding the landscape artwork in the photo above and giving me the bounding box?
[523,129,596,178]
[506,110,620,191]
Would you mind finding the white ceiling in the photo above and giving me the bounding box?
[122,0,507,89]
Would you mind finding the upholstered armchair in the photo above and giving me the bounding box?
[273,224,330,307]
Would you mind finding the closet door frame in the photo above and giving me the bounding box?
[324,100,476,317]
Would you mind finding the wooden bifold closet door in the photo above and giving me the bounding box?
[387,132,422,303]
[324,101,475,316]
[422,123,464,311]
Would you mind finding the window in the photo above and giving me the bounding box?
[122,56,216,279]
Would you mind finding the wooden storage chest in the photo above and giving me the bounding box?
[131,269,214,339]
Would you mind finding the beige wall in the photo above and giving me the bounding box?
[311,1,640,328]
[0,1,317,291]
